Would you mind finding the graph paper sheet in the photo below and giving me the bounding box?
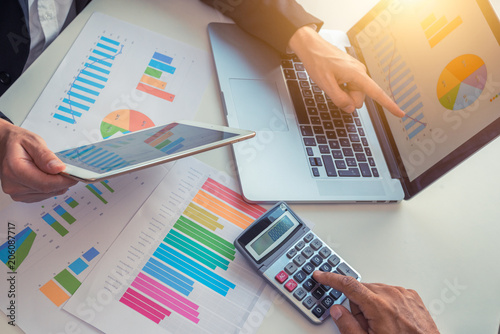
[64,157,273,334]
[21,12,211,152]
[0,165,171,333]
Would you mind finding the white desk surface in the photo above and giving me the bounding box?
[1,0,499,333]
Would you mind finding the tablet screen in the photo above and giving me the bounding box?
[56,122,240,174]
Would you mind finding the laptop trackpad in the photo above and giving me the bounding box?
[229,78,288,131]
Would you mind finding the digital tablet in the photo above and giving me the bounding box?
[56,120,255,182]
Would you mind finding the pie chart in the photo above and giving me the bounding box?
[437,54,487,110]
[100,109,155,139]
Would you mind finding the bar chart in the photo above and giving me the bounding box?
[57,143,129,173]
[115,170,267,329]
[39,247,100,307]
[0,227,37,271]
[40,196,81,237]
[373,34,427,140]
[136,52,177,102]
[53,36,123,125]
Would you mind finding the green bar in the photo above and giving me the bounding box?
[145,66,162,78]
[68,200,79,209]
[174,218,235,261]
[155,139,171,150]
[100,181,114,193]
[86,185,108,204]
[61,212,76,224]
[54,269,81,295]
[164,234,217,270]
[179,216,236,250]
[52,221,69,236]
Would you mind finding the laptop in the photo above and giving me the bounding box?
[208,0,500,203]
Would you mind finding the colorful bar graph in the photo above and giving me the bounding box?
[54,205,76,224]
[54,269,82,294]
[421,13,463,48]
[143,257,194,296]
[42,213,69,236]
[0,227,37,271]
[136,51,177,102]
[53,35,122,124]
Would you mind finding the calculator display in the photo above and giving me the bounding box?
[245,211,300,261]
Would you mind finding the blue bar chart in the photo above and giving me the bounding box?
[373,35,427,140]
[53,36,123,124]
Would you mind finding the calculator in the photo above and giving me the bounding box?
[234,202,361,324]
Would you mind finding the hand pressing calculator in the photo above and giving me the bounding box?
[234,202,361,324]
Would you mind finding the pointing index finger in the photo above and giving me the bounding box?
[358,74,405,118]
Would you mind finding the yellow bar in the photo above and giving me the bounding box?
[140,74,167,90]
[149,131,173,147]
[193,190,253,229]
[421,13,436,31]
[39,280,70,307]
[425,16,447,39]
[184,203,222,231]
[429,16,463,48]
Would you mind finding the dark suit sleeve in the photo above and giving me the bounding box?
[0,111,13,123]
[201,0,323,53]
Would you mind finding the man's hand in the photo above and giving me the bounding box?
[288,26,405,117]
[313,271,440,334]
[0,120,78,203]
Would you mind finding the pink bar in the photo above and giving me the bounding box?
[202,178,266,218]
[133,273,200,323]
[138,272,198,310]
[126,288,172,318]
[120,289,166,324]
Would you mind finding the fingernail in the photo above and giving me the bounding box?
[331,307,342,321]
[47,159,64,170]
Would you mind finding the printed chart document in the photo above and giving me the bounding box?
[0,165,171,333]
[22,12,212,152]
[65,157,273,334]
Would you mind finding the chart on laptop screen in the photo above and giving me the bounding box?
[354,0,500,181]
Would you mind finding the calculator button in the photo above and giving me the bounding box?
[302,247,314,258]
[293,270,307,283]
[337,263,359,279]
[302,262,315,274]
[275,271,288,284]
[285,262,298,275]
[303,278,316,291]
[319,247,332,259]
[319,263,333,272]
[330,288,342,300]
[295,240,306,250]
[321,295,335,308]
[312,287,326,300]
[312,304,326,318]
[328,254,341,267]
[310,239,323,250]
[293,254,306,267]
[302,296,316,309]
[286,248,297,259]
[320,284,331,292]
[310,255,323,267]
[304,233,314,243]
[293,287,307,301]
[284,279,298,292]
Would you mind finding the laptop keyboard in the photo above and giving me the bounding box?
[281,54,379,178]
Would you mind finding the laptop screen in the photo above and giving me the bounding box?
[347,0,500,198]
